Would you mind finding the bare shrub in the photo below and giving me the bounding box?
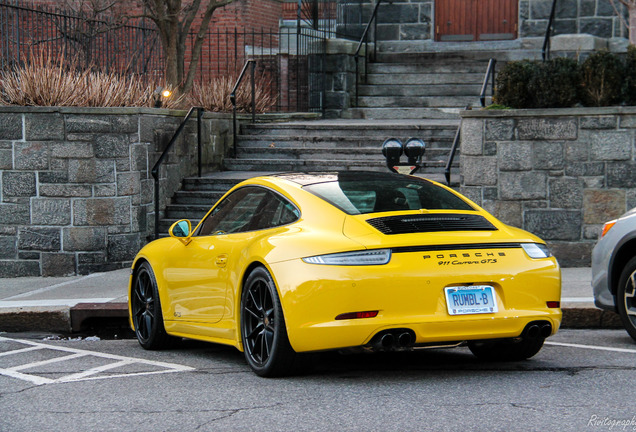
[189,70,277,113]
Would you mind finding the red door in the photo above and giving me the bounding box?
[435,0,518,42]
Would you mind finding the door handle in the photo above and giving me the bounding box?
[215,254,228,267]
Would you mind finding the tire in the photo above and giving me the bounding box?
[240,267,298,377]
[468,337,545,362]
[616,256,636,342]
[130,261,174,350]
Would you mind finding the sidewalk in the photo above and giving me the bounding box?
[0,268,622,334]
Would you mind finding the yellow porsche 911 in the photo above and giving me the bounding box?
[128,171,561,376]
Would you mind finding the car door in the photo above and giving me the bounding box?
[163,186,299,324]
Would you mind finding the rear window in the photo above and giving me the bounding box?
[303,172,474,215]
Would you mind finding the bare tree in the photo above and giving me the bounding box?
[138,0,237,94]
[610,0,636,44]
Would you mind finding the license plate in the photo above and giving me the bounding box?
[444,285,498,315]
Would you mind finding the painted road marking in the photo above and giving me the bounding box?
[0,336,194,386]
[545,341,636,354]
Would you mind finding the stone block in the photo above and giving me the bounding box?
[584,225,602,240]
[25,113,64,140]
[131,143,149,173]
[14,142,49,170]
[68,159,115,183]
[483,200,522,227]
[0,114,23,140]
[107,233,140,262]
[63,227,107,252]
[550,177,584,209]
[0,203,30,224]
[525,210,582,241]
[95,134,131,159]
[565,162,604,177]
[399,23,432,40]
[583,189,626,224]
[31,199,71,225]
[18,251,40,260]
[458,187,482,206]
[378,4,419,24]
[500,171,548,200]
[565,141,589,161]
[547,241,593,267]
[607,161,636,188]
[18,227,61,251]
[483,187,498,200]
[94,184,117,197]
[580,0,595,16]
[0,236,17,259]
[0,260,41,277]
[580,116,617,129]
[583,177,605,188]
[73,197,131,226]
[460,119,483,156]
[580,18,613,38]
[51,142,94,159]
[533,142,564,170]
[38,171,68,184]
[498,141,533,171]
[461,156,497,186]
[2,172,36,197]
[484,141,497,156]
[553,19,577,35]
[41,253,76,277]
[39,184,92,198]
[619,115,636,129]
[628,189,636,209]
[486,119,515,141]
[77,252,108,275]
[65,115,137,134]
[517,118,577,140]
[590,131,632,161]
[0,149,13,169]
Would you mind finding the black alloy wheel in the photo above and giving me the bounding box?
[241,267,297,377]
[131,262,173,350]
[617,256,636,341]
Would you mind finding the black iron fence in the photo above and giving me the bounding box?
[0,0,328,113]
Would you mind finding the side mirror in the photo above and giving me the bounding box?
[169,219,192,245]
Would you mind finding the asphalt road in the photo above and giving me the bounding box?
[1,329,635,432]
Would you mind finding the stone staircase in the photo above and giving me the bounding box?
[158,49,523,232]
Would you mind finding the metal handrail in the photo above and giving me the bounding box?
[230,60,256,157]
[354,0,383,107]
[151,106,204,239]
[445,106,471,186]
[480,58,497,107]
[542,0,558,61]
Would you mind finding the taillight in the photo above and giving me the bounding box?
[335,311,379,320]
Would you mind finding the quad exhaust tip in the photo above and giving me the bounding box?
[523,321,552,339]
[372,329,415,350]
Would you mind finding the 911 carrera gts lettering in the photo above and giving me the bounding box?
[438,258,498,266]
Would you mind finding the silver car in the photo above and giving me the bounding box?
[592,207,636,341]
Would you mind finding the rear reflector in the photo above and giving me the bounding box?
[335,311,379,320]
[546,301,560,308]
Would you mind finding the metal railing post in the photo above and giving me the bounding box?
[542,0,558,62]
[251,60,256,123]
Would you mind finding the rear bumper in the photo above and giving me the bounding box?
[271,249,561,352]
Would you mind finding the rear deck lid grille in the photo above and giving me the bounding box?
[366,213,497,235]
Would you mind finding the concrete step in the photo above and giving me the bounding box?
[165,204,211,220]
[235,146,455,162]
[363,72,486,86]
[356,95,478,108]
[374,47,541,62]
[344,107,464,120]
[237,133,456,147]
[357,84,483,97]
[171,190,226,205]
[223,157,453,172]
[366,62,490,75]
[241,120,460,137]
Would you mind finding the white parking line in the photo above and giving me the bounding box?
[0,336,195,386]
[545,341,636,354]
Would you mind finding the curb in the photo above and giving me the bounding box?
[0,306,624,335]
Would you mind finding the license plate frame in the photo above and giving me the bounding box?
[444,285,498,316]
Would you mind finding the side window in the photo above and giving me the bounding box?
[197,187,267,236]
[196,187,299,236]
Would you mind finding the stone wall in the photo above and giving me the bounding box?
[321,39,363,119]
[0,107,232,277]
[460,107,636,267]
[519,0,627,39]
[338,0,627,43]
